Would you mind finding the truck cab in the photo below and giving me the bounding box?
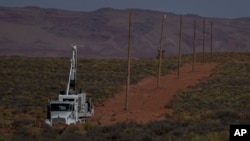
[45,92,94,126]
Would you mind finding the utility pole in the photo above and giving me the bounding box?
[178,15,182,79]
[157,14,166,88]
[192,20,196,72]
[202,17,206,62]
[210,22,213,61]
[125,13,132,110]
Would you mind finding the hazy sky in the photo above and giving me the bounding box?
[0,0,249,18]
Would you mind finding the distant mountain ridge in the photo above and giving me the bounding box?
[0,6,249,58]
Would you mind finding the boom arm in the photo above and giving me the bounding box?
[66,45,77,95]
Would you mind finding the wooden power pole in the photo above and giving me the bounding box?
[125,13,132,110]
[192,20,196,72]
[202,17,206,62]
[157,14,166,88]
[178,15,183,79]
[210,22,213,61]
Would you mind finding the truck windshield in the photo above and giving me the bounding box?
[51,103,72,111]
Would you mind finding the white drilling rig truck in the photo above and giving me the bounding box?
[45,45,94,126]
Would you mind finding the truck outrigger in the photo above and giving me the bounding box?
[45,45,94,126]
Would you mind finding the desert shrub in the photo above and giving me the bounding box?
[83,121,183,141]
[146,120,176,136]
[40,125,57,140]
[0,119,12,128]
[84,122,93,131]
[187,120,224,134]
[0,136,9,141]
[25,127,43,139]
[191,131,229,141]
[56,132,83,141]
[211,110,241,124]
[11,118,34,129]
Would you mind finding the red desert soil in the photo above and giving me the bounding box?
[90,62,218,126]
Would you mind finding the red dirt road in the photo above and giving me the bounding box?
[91,63,218,126]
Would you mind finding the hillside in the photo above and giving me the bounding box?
[0,6,250,58]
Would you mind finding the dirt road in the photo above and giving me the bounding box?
[91,62,218,126]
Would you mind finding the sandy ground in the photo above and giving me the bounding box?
[90,62,218,126]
